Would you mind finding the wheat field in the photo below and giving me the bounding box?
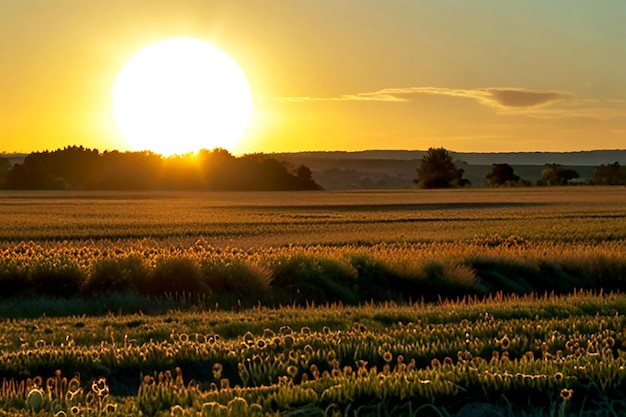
[1,186,626,416]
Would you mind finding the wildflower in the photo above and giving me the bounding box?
[283,335,294,348]
[287,365,298,378]
[560,388,573,401]
[499,335,511,350]
[279,325,293,335]
[26,388,44,411]
[170,405,184,416]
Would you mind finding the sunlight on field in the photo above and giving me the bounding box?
[0,187,624,245]
[2,293,626,415]
[1,187,626,416]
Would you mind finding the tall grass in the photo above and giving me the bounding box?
[1,189,625,415]
[1,292,626,415]
[1,239,626,313]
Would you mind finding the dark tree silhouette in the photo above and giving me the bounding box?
[3,147,321,191]
[485,163,529,187]
[539,164,579,186]
[0,157,9,187]
[593,162,626,185]
[415,147,469,189]
[295,165,313,182]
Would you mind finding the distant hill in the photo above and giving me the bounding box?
[5,149,625,190]
[275,149,626,165]
[275,150,625,189]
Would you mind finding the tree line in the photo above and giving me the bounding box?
[415,147,626,188]
[1,146,624,190]
[0,146,321,191]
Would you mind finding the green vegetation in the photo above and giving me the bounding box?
[415,147,469,188]
[484,163,531,187]
[593,162,626,185]
[539,164,580,186]
[0,187,625,415]
[2,146,321,191]
[1,239,626,315]
[1,294,626,416]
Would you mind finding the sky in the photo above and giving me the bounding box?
[2,0,625,155]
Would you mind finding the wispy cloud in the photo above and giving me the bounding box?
[482,88,572,108]
[274,86,572,110]
[274,86,626,120]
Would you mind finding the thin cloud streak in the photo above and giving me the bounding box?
[274,86,626,120]
[275,86,572,109]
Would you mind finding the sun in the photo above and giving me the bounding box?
[112,38,252,156]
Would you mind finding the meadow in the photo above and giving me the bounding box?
[1,186,626,416]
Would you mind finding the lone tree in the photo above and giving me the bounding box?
[415,147,469,189]
[539,164,579,186]
[593,162,626,185]
[485,163,529,187]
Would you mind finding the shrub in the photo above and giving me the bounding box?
[350,255,414,302]
[145,258,207,296]
[571,256,626,291]
[467,258,537,294]
[28,258,84,298]
[441,262,484,294]
[271,255,358,305]
[200,259,271,307]
[0,259,29,298]
[83,256,149,295]
[419,261,483,300]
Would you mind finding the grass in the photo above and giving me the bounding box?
[0,187,624,244]
[0,187,625,415]
[1,293,626,415]
[1,239,626,314]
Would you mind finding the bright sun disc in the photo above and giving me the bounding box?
[112,38,252,156]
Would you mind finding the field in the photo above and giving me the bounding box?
[1,186,626,416]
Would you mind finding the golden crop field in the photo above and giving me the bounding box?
[1,186,626,416]
[1,186,625,245]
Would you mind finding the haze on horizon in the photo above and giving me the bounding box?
[1,1,625,155]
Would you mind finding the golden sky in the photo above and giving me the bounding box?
[2,0,625,155]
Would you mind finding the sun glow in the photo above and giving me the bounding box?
[112,38,252,156]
